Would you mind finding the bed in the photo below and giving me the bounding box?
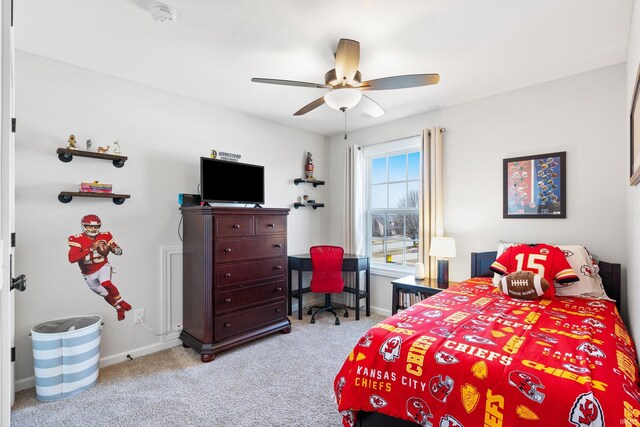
[334,250,639,427]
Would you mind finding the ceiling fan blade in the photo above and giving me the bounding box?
[293,96,326,116]
[360,95,385,118]
[334,39,360,86]
[251,78,330,89]
[359,74,440,90]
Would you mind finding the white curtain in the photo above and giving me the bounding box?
[417,127,445,278]
[344,144,365,307]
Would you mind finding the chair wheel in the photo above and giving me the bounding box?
[310,318,315,324]
[335,319,340,325]
[344,312,349,318]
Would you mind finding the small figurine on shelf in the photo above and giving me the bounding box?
[305,152,314,179]
[97,146,110,154]
[112,140,122,155]
[302,195,309,205]
[86,139,93,151]
[68,134,77,150]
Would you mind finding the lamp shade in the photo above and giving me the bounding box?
[324,88,362,111]
[429,237,456,258]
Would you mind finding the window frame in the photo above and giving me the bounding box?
[363,136,421,277]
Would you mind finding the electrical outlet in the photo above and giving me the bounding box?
[134,308,144,324]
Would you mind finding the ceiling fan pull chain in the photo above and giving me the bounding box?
[344,109,348,140]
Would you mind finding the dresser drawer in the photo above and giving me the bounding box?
[215,280,286,314]
[215,258,286,287]
[216,215,254,237]
[215,236,286,263]
[255,215,287,235]
[215,300,286,340]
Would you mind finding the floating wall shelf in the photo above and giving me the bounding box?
[293,178,325,187]
[293,202,324,209]
[56,148,128,168]
[58,191,131,205]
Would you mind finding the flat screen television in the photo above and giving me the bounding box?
[200,157,265,206]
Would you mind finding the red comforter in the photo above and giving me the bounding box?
[334,278,640,427]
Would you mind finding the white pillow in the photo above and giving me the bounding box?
[491,241,613,301]
[554,245,613,301]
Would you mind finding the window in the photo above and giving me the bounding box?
[365,136,421,272]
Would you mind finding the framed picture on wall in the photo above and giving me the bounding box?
[503,151,566,218]
[631,65,640,186]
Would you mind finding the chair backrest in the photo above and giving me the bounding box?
[310,245,345,293]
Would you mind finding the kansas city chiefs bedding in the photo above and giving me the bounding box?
[334,278,640,427]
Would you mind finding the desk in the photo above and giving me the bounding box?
[288,253,370,321]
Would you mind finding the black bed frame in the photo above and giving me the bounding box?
[355,251,622,427]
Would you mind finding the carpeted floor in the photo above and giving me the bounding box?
[11,311,384,427]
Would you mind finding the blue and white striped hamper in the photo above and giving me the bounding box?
[30,315,102,401]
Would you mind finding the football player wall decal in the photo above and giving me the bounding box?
[67,214,132,321]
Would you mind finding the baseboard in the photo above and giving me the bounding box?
[15,338,181,392]
[370,305,391,317]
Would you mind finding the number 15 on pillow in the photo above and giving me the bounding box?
[490,243,578,299]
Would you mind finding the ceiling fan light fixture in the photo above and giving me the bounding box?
[324,88,362,111]
[325,69,362,87]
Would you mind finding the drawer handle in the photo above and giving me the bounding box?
[224,273,232,277]
[224,248,232,253]
[224,323,231,328]
[274,244,283,248]
[232,224,241,229]
[276,287,282,291]
[275,308,282,313]
[225,298,232,303]
[274,265,283,270]
[267,223,275,228]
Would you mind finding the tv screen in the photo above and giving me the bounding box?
[200,157,265,205]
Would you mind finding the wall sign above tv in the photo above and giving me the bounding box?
[210,149,241,162]
[200,157,265,207]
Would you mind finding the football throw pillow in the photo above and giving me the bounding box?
[500,271,550,300]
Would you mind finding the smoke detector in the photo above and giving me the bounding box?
[150,3,177,23]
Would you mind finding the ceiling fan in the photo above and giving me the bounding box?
[251,38,440,118]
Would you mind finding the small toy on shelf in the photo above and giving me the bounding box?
[79,181,113,194]
[112,140,122,155]
[97,146,110,154]
[305,152,314,179]
[68,134,77,149]
[86,139,93,151]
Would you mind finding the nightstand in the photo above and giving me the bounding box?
[391,276,460,315]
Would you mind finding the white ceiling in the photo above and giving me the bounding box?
[14,0,633,137]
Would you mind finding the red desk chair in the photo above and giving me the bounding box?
[308,245,349,325]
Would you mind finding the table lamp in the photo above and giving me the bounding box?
[429,237,457,285]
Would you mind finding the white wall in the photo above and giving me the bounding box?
[13,51,330,387]
[329,65,628,319]
[627,0,640,346]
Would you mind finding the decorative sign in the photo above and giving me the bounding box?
[210,149,241,162]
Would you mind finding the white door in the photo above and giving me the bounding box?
[0,0,16,424]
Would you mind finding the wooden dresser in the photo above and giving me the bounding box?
[179,206,291,362]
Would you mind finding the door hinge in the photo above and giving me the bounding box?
[11,347,15,363]
[12,118,16,133]
[11,232,15,247]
